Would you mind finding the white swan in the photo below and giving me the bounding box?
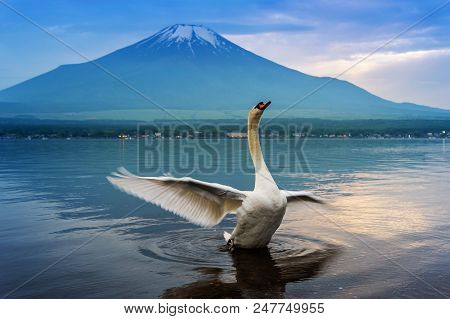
[107,101,322,248]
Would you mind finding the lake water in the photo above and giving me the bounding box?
[0,138,449,298]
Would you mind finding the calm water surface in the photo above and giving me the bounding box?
[0,138,449,298]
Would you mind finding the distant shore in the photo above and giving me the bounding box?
[1,117,449,139]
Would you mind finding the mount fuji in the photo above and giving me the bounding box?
[0,24,448,120]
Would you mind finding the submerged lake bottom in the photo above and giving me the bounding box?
[0,138,449,298]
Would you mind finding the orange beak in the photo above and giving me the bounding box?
[254,101,271,110]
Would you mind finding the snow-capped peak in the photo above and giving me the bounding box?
[131,24,238,56]
[137,24,226,49]
[158,24,220,47]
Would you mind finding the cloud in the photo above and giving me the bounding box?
[337,49,450,108]
[225,30,450,109]
[44,24,74,35]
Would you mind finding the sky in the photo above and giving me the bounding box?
[0,0,449,108]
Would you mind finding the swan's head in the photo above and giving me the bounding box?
[249,101,271,123]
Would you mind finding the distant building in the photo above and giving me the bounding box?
[226,132,247,138]
[292,132,308,138]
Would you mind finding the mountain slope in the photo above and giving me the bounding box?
[0,24,448,119]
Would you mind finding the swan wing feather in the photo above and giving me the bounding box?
[282,190,324,204]
[107,167,246,227]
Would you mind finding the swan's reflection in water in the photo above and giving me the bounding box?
[160,240,337,298]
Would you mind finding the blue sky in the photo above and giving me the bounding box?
[1,0,449,108]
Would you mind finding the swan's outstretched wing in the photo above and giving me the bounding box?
[282,190,324,204]
[107,167,246,227]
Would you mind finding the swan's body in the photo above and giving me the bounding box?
[107,101,322,248]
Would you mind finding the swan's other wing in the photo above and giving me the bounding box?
[107,167,246,227]
[281,190,324,204]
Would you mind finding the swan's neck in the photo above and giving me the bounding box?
[248,112,277,190]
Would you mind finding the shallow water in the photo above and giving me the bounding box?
[0,138,449,298]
